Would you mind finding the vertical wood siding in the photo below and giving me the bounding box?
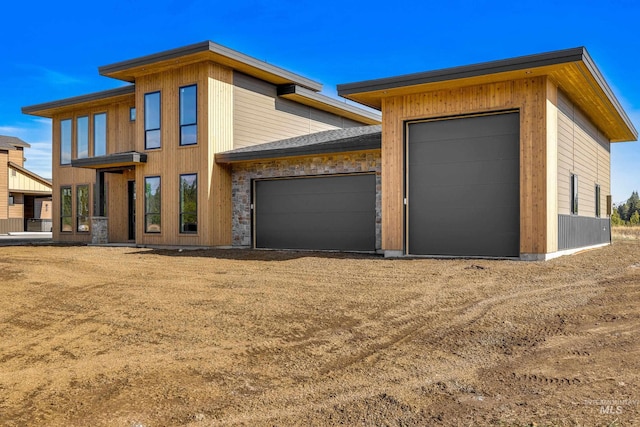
[557,90,610,217]
[382,76,552,255]
[0,151,7,220]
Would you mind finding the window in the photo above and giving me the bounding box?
[130,107,136,121]
[179,85,197,146]
[145,91,161,149]
[179,174,197,233]
[8,195,14,206]
[60,119,72,165]
[144,176,161,233]
[595,184,601,218]
[61,186,72,232]
[77,185,90,232]
[571,174,578,215]
[94,113,107,156]
[77,116,89,159]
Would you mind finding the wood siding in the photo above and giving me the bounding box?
[0,151,7,220]
[233,73,358,149]
[134,61,234,247]
[8,167,51,193]
[557,90,610,217]
[8,193,24,219]
[382,76,552,255]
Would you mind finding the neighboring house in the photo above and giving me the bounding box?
[22,43,637,260]
[0,135,53,234]
[22,41,381,246]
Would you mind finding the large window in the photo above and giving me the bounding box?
[179,85,197,146]
[61,186,72,232]
[145,91,161,149]
[179,174,197,233]
[571,174,578,215]
[144,176,161,233]
[60,119,72,165]
[94,113,107,156]
[595,184,601,218]
[77,185,90,232]
[76,116,89,159]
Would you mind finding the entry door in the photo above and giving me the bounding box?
[407,112,520,257]
[128,180,136,240]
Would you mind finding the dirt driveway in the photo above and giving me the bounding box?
[1,236,639,426]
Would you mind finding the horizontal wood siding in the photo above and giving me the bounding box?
[8,149,24,166]
[233,73,342,149]
[0,151,7,220]
[382,76,550,254]
[8,193,24,219]
[557,91,610,217]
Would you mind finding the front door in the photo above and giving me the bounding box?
[128,180,136,240]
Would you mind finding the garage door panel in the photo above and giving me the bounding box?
[408,113,519,257]
[255,174,376,251]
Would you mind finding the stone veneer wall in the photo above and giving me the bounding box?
[231,150,382,250]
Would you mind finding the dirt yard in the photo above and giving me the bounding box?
[1,235,639,426]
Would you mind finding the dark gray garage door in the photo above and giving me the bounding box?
[408,112,520,257]
[255,174,376,251]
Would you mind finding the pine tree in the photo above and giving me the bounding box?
[630,210,640,225]
[611,209,623,226]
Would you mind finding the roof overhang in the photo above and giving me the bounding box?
[338,47,637,142]
[277,84,381,125]
[98,40,323,91]
[71,151,147,169]
[22,85,135,118]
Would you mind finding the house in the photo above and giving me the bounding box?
[22,41,381,246]
[0,135,53,234]
[22,43,637,259]
[338,47,637,259]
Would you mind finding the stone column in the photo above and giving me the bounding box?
[91,216,108,244]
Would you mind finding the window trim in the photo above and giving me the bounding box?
[144,176,161,234]
[595,184,601,218]
[61,186,73,232]
[60,119,72,165]
[93,112,107,157]
[570,173,578,215]
[179,173,198,234]
[144,91,161,150]
[76,184,90,233]
[179,84,197,146]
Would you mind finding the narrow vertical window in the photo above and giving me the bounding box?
[144,176,161,233]
[129,107,136,121]
[571,174,578,215]
[595,184,601,218]
[94,113,107,156]
[60,119,72,165]
[179,85,197,146]
[145,91,161,149]
[61,186,73,232]
[77,185,90,232]
[179,174,197,233]
[77,116,89,159]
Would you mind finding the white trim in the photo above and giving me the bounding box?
[521,242,610,261]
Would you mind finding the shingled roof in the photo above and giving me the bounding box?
[215,125,381,163]
[0,135,30,150]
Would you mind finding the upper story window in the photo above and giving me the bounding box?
[145,91,161,149]
[571,174,578,215]
[60,119,72,165]
[76,116,89,159]
[130,107,136,121]
[180,85,197,146]
[94,113,107,156]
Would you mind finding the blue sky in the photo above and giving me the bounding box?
[1,0,638,203]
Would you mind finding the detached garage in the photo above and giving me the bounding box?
[338,47,637,260]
